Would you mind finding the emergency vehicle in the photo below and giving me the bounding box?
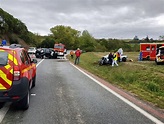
[54,43,67,57]
[140,43,164,60]
[0,44,37,110]
[155,46,164,65]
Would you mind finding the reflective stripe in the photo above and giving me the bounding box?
[4,65,13,74]
[0,49,14,89]
[8,53,18,66]
[0,70,12,89]
[22,64,35,73]
[0,84,6,90]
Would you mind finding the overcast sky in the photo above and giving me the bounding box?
[0,0,164,39]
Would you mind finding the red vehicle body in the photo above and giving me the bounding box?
[140,43,164,60]
[0,44,37,110]
[54,43,66,56]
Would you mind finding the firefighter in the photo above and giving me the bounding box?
[70,50,74,59]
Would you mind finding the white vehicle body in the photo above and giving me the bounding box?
[28,47,36,54]
[155,46,164,65]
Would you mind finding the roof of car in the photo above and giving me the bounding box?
[0,44,24,51]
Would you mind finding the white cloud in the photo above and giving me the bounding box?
[0,0,164,39]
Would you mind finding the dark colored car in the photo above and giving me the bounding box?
[35,48,45,59]
[0,44,37,110]
[35,48,57,59]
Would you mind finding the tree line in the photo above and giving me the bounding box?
[0,8,163,52]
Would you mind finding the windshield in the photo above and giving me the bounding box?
[54,45,64,49]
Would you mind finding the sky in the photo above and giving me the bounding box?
[0,0,164,40]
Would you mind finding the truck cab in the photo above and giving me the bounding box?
[54,43,67,57]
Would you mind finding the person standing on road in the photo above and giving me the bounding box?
[74,48,81,65]
[112,51,118,67]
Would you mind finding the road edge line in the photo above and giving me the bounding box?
[71,63,164,124]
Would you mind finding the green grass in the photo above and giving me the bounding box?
[68,52,164,109]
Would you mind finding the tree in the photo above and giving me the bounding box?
[133,35,139,40]
[79,30,96,52]
[50,25,80,49]
[159,35,164,40]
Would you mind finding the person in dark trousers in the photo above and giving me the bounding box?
[70,50,74,59]
[74,48,81,65]
[108,52,113,65]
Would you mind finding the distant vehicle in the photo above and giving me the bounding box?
[99,54,127,65]
[140,43,164,60]
[28,47,36,54]
[35,48,57,59]
[155,46,164,65]
[35,48,45,59]
[44,48,57,59]
[54,43,67,57]
[99,48,127,65]
[0,45,37,110]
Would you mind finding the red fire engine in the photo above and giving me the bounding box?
[54,43,67,56]
[140,43,164,60]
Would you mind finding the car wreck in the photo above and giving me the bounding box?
[99,48,128,65]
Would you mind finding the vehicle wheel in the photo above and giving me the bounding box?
[32,75,36,88]
[0,102,5,108]
[99,60,104,66]
[155,59,160,65]
[18,90,30,110]
[103,58,108,64]
[122,57,126,62]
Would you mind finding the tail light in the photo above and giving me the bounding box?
[13,66,21,80]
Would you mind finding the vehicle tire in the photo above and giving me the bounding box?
[155,59,160,65]
[122,57,126,62]
[147,56,150,60]
[99,60,104,66]
[0,102,5,108]
[103,58,108,64]
[18,90,30,110]
[32,75,36,88]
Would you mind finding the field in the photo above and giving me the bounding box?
[68,52,164,109]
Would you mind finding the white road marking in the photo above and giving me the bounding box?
[71,63,164,124]
[0,59,44,123]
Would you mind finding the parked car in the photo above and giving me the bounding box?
[28,47,36,54]
[0,44,37,110]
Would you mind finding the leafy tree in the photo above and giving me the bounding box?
[50,25,80,49]
[159,35,164,40]
[133,35,139,40]
[40,37,55,48]
[79,30,96,52]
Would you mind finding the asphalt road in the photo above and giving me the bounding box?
[0,58,163,124]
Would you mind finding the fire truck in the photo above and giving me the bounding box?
[54,43,67,57]
[140,43,164,60]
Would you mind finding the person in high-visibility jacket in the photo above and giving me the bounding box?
[112,52,119,66]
